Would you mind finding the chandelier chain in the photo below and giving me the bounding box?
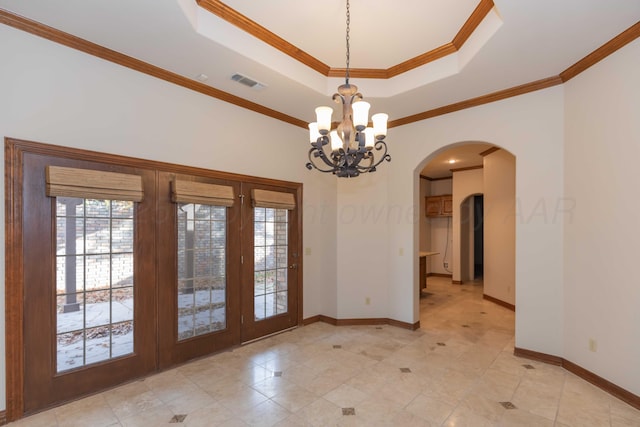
[345,0,350,83]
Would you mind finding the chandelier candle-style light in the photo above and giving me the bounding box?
[306,0,391,178]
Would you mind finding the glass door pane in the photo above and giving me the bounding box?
[253,207,288,320]
[55,197,134,372]
[176,203,227,340]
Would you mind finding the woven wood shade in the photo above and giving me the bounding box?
[251,189,295,210]
[46,166,144,202]
[171,179,235,207]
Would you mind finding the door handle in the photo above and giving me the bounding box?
[289,264,297,269]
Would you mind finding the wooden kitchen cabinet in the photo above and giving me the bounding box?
[425,197,442,216]
[425,195,452,217]
[441,195,453,215]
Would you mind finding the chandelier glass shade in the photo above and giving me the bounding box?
[306,0,391,178]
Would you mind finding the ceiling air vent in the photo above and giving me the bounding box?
[231,73,266,90]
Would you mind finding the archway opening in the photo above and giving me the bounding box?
[415,141,516,317]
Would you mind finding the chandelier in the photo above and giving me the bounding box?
[306,0,391,178]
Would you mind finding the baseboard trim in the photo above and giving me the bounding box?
[302,315,321,325]
[427,273,452,278]
[318,315,338,326]
[335,317,389,327]
[562,359,640,410]
[452,280,463,285]
[303,315,420,331]
[387,318,421,331]
[514,347,562,366]
[514,347,640,410]
[483,294,516,311]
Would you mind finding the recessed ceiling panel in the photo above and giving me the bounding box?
[223,0,480,69]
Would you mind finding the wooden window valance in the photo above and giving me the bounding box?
[45,165,144,202]
[251,189,295,210]
[171,179,235,207]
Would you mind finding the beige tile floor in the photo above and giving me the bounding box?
[10,277,640,426]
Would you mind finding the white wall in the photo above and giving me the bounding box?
[0,25,338,410]
[483,149,516,305]
[564,38,640,395]
[427,179,453,275]
[452,168,484,282]
[324,85,566,353]
[387,87,565,353]
[419,178,429,252]
[336,171,390,319]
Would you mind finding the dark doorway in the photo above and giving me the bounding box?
[474,195,484,277]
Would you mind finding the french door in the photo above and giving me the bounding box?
[157,173,242,368]
[240,183,300,342]
[7,139,302,419]
[158,178,301,363]
[20,152,157,413]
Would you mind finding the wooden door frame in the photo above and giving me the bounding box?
[4,137,303,422]
[5,138,27,422]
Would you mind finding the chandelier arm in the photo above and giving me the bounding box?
[306,147,337,173]
[353,141,391,172]
[306,136,351,173]
[354,152,374,172]
[369,140,392,168]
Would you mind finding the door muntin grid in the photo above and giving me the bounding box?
[177,203,227,341]
[254,207,288,320]
[55,198,134,373]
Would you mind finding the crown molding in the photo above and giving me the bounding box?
[391,21,640,127]
[479,147,501,156]
[0,8,307,129]
[197,0,494,79]
[560,21,640,82]
[1,9,638,130]
[195,0,331,75]
[421,175,453,181]
[389,76,563,128]
[453,0,495,49]
[450,165,483,173]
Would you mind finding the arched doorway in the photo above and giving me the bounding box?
[416,142,516,312]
